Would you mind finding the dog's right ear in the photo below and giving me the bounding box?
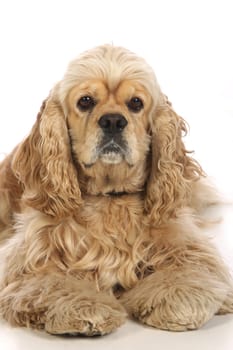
[12,90,82,218]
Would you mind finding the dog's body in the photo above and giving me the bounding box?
[0,45,232,335]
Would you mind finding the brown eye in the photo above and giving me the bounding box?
[127,97,143,112]
[77,96,95,111]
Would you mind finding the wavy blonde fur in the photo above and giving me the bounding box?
[0,45,232,335]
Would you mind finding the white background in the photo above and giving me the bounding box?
[0,0,233,349]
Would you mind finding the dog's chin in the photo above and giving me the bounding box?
[100,151,123,165]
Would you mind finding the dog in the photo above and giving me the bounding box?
[0,44,232,335]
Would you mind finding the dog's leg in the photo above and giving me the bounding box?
[121,268,233,331]
[0,210,126,335]
[121,217,233,331]
[0,275,126,335]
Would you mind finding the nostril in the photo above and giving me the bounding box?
[116,118,128,130]
[98,114,128,133]
[99,117,111,129]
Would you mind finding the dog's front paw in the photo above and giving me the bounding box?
[45,292,127,336]
[131,291,216,331]
[121,269,231,331]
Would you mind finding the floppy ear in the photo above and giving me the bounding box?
[145,95,204,223]
[12,90,82,217]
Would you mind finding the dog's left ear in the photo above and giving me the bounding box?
[12,87,82,217]
[145,94,204,223]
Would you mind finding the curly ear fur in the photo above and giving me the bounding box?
[12,91,82,217]
[145,95,205,223]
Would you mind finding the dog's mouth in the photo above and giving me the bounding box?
[98,139,126,164]
[101,140,122,154]
[80,136,133,169]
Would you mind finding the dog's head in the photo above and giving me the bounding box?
[12,45,203,220]
[60,46,159,170]
[66,79,151,168]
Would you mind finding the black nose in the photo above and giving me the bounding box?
[98,114,128,134]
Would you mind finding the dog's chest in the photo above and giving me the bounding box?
[82,195,143,242]
[76,195,145,289]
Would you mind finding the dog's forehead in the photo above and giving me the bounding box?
[75,51,148,90]
[59,45,160,106]
[73,78,145,97]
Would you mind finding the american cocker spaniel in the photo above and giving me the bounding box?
[0,45,232,336]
